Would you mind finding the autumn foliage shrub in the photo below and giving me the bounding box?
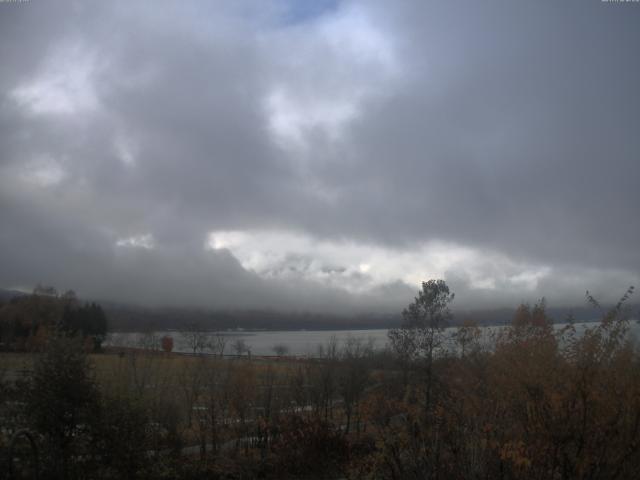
[358,289,640,480]
[161,335,174,353]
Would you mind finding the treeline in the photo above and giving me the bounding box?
[0,285,107,352]
[2,280,640,479]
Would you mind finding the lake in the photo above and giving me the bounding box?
[106,320,638,357]
[107,328,390,356]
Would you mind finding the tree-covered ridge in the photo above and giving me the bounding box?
[0,286,107,352]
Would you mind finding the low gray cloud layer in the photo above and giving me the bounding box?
[1,0,638,313]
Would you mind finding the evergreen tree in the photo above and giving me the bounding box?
[25,334,99,478]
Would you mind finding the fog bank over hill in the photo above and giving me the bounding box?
[77,300,640,332]
[2,289,631,332]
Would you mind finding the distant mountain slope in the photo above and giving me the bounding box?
[3,287,635,331]
[102,302,638,332]
[0,288,28,302]
[103,303,402,332]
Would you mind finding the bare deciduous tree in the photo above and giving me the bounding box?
[232,337,248,357]
[180,322,210,354]
[388,279,454,414]
[272,343,289,356]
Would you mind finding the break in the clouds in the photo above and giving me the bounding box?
[1,0,639,313]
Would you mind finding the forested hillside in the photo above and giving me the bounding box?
[0,286,107,352]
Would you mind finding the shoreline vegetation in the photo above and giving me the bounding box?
[2,281,640,479]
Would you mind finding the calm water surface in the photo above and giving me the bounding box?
[106,321,639,357]
[107,329,389,356]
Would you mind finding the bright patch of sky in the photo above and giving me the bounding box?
[278,0,340,26]
[19,155,67,187]
[262,3,399,152]
[318,5,396,71]
[116,234,155,249]
[10,44,100,116]
[113,134,137,167]
[265,87,358,149]
[207,229,550,295]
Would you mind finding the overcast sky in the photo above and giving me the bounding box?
[1,0,639,313]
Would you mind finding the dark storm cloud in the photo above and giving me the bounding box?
[314,1,640,266]
[1,0,638,312]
